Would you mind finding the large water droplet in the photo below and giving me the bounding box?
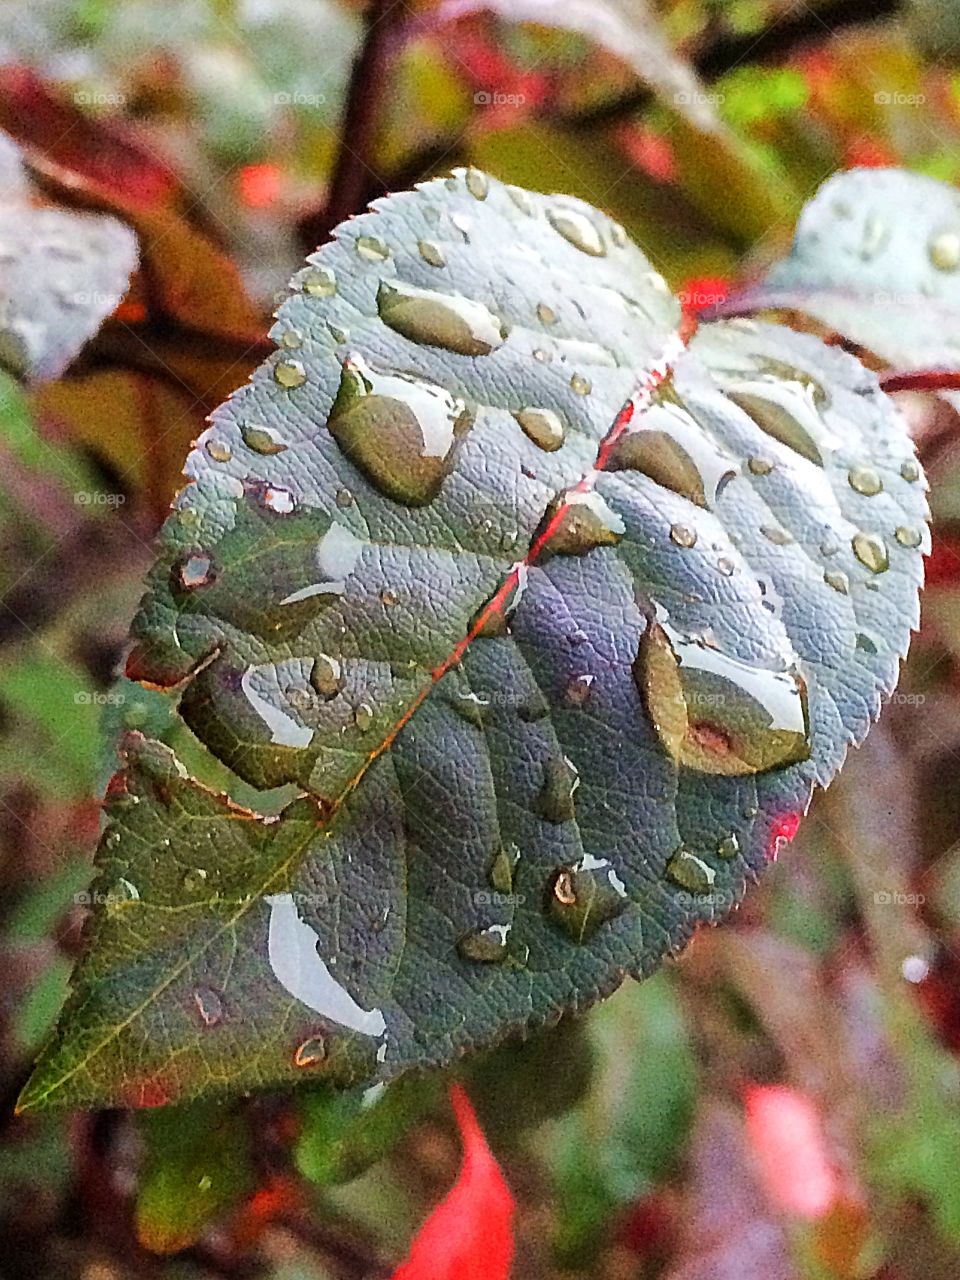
[665,848,716,892]
[205,438,232,463]
[895,525,923,548]
[507,185,534,215]
[723,367,833,465]
[377,279,505,356]
[356,234,389,262]
[274,358,306,389]
[536,490,624,560]
[514,407,565,452]
[636,618,811,775]
[302,266,336,297]
[310,654,343,700]
[328,354,474,506]
[669,523,697,549]
[824,569,849,595]
[570,373,591,395]
[538,755,580,823]
[536,302,558,326]
[929,230,960,272]
[547,206,605,257]
[900,459,920,483]
[548,855,628,942]
[418,240,446,268]
[242,423,287,455]
[607,401,736,508]
[848,465,882,496]
[465,167,489,200]
[851,531,889,573]
[458,923,510,963]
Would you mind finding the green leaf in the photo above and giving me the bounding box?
[21,170,926,1112]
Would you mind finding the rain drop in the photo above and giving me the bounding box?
[724,368,832,465]
[565,673,595,706]
[665,848,716,893]
[458,923,510,963]
[177,553,214,590]
[193,987,223,1028]
[536,489,625,559]
[376,279,506,356]
[354,701,374,731]
[900,459,920,483]
[717,834,739,859]
[418,240,446,267]
[852,531,889,573]
[465,167,489,200]
[273,358,306,389]
[310,654,343,701]
[205,438,232,463]
[538,755,580,824]
[824,569,850,595]
[302,266,336,297]
[929,230,960,272]
[848,465,883,496]
[490,842,521,894]
[355,234,390,262]
[570,373,591,395]
[547,206,605,256]
[280,329,304,350]
[894,525,923,548]
[670,523,697,549]
[747,456,773,476]
[515,407,565,452]
[241,423,288,455]
[548,856,628,942]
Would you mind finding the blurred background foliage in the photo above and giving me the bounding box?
[2,0,960,1277]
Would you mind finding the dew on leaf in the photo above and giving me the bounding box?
[859,212,889,261]
[515,407,565,452]
[928,230,960,271]
[547,206,605,257]
[532,348,551,363]
[851,531,889,573]
[538,754,580,823]
[376,279,506,356]
[353,701,374,731]
[205,438,232,463]
[848,464,882,496]
[177,553,214,590]
[747,456,773,476]
[570,373,591,395]
[536,302,558,326]
[760,524,793,546]
[548,856,628,942]
[565,673,595,706]
[328,353,474,506]
[895,525,923,548]
[669,522,697,549]
[536,490,625,560]
[490,842,521,894]
[302,266,336,297]
[263,485,295,514]
[458,923,510,963]
[181,867,209,894]
[900,459,920,483]
[636,618,811,776]
[193,987,223,1028]
[280,329,304,350]
[273,358,306,389]
[355,234,390,262]
[309,654,343,701]
[724,368,833,465]
[824,569,850,595]
[717,834,740,859]
[241,423,288,455]
[417,240,446,268]
[465,167,489,200]
[606,401,737,508]
[294,1035,327,1068]
[665,848,716,893]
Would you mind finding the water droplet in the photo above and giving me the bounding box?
[570,373,591,395]
[852,531,889,573]
[418,240,446,267]
[193,987,223,1027]
[538,755,580,823]
[610,221,627,248]
[636,618,811,776]
[859,213,889,260]
[824,569,849,595]
[355,234,389,262]
[546,206,605,256]
[929,230,960,271]
[302,266,336,297]
[900,459,920,483]
[607,402,736,508]
[760,524,793,546]
[465,167,489,200]
[205,438,232,463]
[380,588,398,609]
[548,855,628,942]
[895,525,923,548]
[725,369,832,465]
[241,423,288,455]
[458,923,510,963]
[747,456,773,476]
[335,487,354,508]
[354,701,374,731]
[264,485,295,514]
[665,848,716,893]
[647,271,670,294]
[717,834,739,859]
[848,465,882,496]
[451,212,471,240]
[716,556,735,577]
[565,673,595,706]
[536,302,558,326]
[376,279,505,355]
[506,185,534,214]
[177,553,214,590]
[532,347,552,363]
[328,322,350,343]
[447,689,490,727]
[490,842,520,894]
[294,1035,327,1068]
[182,867,209,894]
[280,329,304,350]
[670,523,697,549]
[328,353,474,506]
[515,407,565,452]
[537,490,625,559]
[310,654,343,700]
[274,358,306,389]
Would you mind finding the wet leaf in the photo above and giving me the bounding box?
[22,171,926,1111]
[0,130,137,383]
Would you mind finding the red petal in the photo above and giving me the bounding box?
[744,1084,839,1219]
[392,1084,515,1280]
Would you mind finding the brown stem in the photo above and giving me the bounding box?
[879,369,960,395]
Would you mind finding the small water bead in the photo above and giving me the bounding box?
[293,1035,327,1068]
[490,842,521,894]
[891,524,924,551]
[532,347,551,363]
[536,302,558,326]
[355,234,390,262]
[717,834,740,859]
[546,206,605,257]
[548,857,629,942]
[241,423,287,455]
[280,329,304,350]
[824,569,850,595]
[538,755,580,824]
[178,553,214,590]
[537,489,625,559]
[570,373,591,395]
[418,240,446,268]
[448,689,490,727]
[263,485,295,514]
[465,167,489,200]
[852,531,889,573]
[515,407,565,452]
[458,923,510,963]
[506,185,534,215]
[636,618,811,776]
[669,523,697,549]
[328,354,474,506]
[376,279,506,356]
[646,271,670,294]
[354,701,375,731]
[610,221,628,248]
[310,654,343,701]
[302,266,336,297]
[747,456,773,476]
[193,987,223,1028]
[929,230,960,272]
[665,848,716,893]
[565,673,595,706]
[451,212,471,240]
[181,867,209,894]
[848,465,883,496]
[335,487,354,508]
[900,459,920,483]
[859,212,889,260]
[716,556,736,577]
[329,323,351,344]
[273,357,306,389]
[205,438,232,463]
[760,524,793,546]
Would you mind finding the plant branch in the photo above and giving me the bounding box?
[879,369,960,395]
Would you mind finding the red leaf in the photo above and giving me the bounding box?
[392,1084,515,1280]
